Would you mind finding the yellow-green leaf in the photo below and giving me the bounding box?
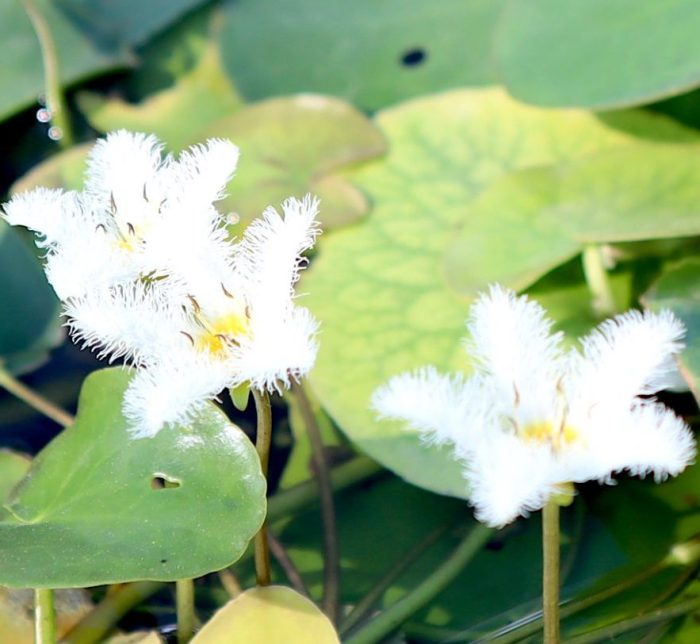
[191,586,339,643]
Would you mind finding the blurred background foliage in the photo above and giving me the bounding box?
[4,0,700,641]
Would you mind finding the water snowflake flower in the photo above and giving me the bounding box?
[373,285,696,528]
[3,130,320,437]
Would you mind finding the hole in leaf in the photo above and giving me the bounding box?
[151,473,181,490]
[160,559,168,564]
[400,47,427,67]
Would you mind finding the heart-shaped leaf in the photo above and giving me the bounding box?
[302,88,692,498]
[191,585,339,643]
[0,367,266,588]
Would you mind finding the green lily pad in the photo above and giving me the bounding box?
[0,367,266,588]
[219,0,504,111]
[191,585,339,643]
[197,95,386,229]
[446,143,700,296]
[0,1,127,123]
[495,0,700,109]
[78,40,243,152]
[0,221,61,374]
[642,258,700,402]
[302,88,691,498]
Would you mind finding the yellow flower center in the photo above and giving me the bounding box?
[521,420,579,450]
[195,308,251,357]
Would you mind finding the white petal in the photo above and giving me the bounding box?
[83,130,168,237]
[566,402,695,484]
[234,305,319,391]
[467,285,563,423]
[165,138,239,209]
[1,187,72,247]
[123,347,233,438]
[235,195,321,322]
[64,282,183,366]
[372,366,486,447]
[464,431,561,528]
[571,309,686,408]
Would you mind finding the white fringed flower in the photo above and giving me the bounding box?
[3,130,321,437]
[373,285,696,528]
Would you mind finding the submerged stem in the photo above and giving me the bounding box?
[0,366,74,427]
[291,381,339,622]
[542,500,561,644]
[566,595,700,644]
[268,529,310,597]
[341,521,451,635]
[34,588,56,644]
[252,388,272,586]
[345,524,493,644]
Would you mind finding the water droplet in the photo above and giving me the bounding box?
[36,108,51,123]
[37,94,46,106]
[48,126,63,141]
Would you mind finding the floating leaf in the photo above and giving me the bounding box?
[78,40,242,152]
[197,95,386,229]
[495,0,700,109]
[191,585,339,643]
[302,88,691,497]
[445,143,700,296]
[0,221,61,374]
[642,258,700,402]
[219,0,504,111]
[0,368,266,587]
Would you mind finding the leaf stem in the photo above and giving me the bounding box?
[0,365,73,427]
[218,569,242,598]
[345,523,493,644]
[34,588,56,644]
[268,529,310,597]
[252,388,272,586]
[176,578,196,643]
[582,244,616,317]
[21,0,74,147]
[542,500,561,644]
[63,581,164,644]
[291,381,339,622]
